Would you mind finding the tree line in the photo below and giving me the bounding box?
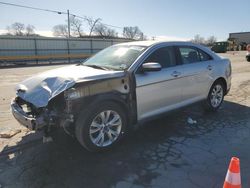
[4,17,146,40]
[4,21,217,45]
[191,34,217,46]
[6,22,37,36]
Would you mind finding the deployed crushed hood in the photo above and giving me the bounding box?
[16,65,124,107]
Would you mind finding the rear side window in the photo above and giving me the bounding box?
[178,47,212,64]
[145,46,176,68]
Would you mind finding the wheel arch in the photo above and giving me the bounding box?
[76,92,135,126]
[214,77,227,94]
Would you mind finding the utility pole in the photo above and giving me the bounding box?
[67,9,70,38]
[67,9,71,63]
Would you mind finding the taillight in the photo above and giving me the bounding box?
[226,60,232,77]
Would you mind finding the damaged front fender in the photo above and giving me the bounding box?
[15,65,125,108]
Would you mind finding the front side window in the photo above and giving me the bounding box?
[144,46,176,68]
[83,45,146,70]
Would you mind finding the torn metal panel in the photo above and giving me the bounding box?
[68,76,130,99]
[15,65,124,108]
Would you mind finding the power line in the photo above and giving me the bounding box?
[0,1,65,14]
[74,15,123,29]
[0,1,123,29]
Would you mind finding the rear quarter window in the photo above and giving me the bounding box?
[199,49,213,61]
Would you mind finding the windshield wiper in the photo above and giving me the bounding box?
[84,64,109,70]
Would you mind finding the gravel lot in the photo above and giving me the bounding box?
[0,51,249,188]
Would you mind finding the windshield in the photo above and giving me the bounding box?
[83,45,146,70]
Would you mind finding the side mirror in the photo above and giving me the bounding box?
[142,62,162,72]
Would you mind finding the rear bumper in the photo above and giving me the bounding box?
[226,75,231,95]
[11,99,46,130]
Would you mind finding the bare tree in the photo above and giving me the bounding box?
[52,24,68,37]
[139,32,147,40]
[25,24,35,36]
[70,16,84,37]
[191,34,206,44]
[123,26,144,40]
[52,16,84,38]
[206,36,217,46]
[6,22,25,36]
[191,35,217,46]
[84,16,101,36]
[94,23,118,37]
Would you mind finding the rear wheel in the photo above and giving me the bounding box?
[204,81,225,112]
[75,102,127,152]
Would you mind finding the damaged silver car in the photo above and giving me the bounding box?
[11,41,231,151]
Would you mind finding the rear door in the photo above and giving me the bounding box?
[176,46,214,102]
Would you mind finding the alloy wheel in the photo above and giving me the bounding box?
[210,84,224,108]
[89,110,122,147]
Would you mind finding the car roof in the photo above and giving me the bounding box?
[116,40,221,61]
[115,40,197,47]
[115,40,160,47]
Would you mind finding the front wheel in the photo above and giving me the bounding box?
[75,102,127,152]
[204,81,225,112]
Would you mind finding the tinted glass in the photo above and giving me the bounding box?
[145,47,176,68]
[199,49,212,61]
[179,47,200,64]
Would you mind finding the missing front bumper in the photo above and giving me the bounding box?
[11,99,46,130]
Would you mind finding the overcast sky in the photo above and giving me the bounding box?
[0,0,249,40]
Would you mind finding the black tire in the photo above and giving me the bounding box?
[204,80,225,112]
[246,56,250,62]
[75,101,127,152]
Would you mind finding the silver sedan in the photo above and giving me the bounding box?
[11,41,232,151]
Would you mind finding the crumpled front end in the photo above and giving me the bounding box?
[11,92,75,137]
[11,97,48,130]
[11,65,126,134]
[16,76,75,108]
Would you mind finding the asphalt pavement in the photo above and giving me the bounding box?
[0,51,249,188]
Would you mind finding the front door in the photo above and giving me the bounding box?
[135,46,184,120]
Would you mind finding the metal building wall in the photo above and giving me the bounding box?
[229,32,250,44]
[0,37,35,56]
[0,36,132,63]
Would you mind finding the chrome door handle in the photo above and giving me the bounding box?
[171,71,181,77]
[207,65,213,70]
